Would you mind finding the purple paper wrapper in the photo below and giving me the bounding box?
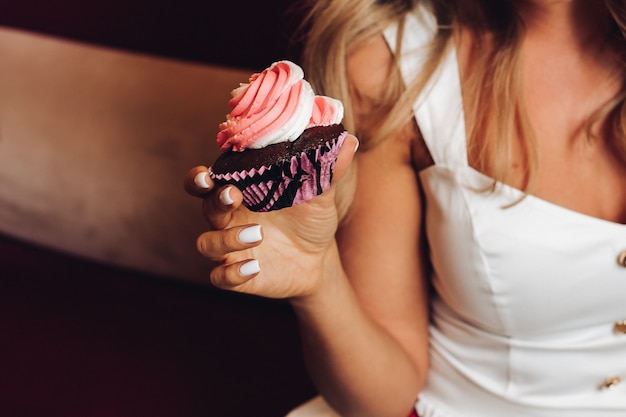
[210,131,348,212]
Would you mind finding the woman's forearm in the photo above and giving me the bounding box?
[290,246,423,417]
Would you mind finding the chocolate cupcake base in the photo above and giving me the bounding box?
[210,124,348,212]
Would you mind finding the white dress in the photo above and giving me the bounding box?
[382,4,626,417]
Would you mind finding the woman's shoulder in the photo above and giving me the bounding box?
[347,35,396,111]
[346,33,431,168]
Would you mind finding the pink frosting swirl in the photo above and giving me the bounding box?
[310,96,343,127]
[217,60,344,152]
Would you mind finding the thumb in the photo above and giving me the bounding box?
[332,134,359,183]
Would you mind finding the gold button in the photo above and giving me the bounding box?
[618,251,626,267]
[600,376,622,390]
[614,321,626,334]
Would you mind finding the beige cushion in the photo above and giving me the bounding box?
[0,26,254,282]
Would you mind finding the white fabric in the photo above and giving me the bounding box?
[286,396,340,417]
[384,3,626,417]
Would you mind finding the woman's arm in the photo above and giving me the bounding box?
[290,35,431,417]
[187,34,430,417]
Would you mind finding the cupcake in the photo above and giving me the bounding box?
[209,60,348,212]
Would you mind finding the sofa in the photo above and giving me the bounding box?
[0,1,318,416]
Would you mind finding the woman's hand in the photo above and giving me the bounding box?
[183,135,359,299]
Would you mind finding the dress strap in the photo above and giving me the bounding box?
[383,4,468,168]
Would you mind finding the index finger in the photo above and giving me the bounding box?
[184,166,214,197]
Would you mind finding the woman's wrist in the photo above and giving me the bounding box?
[288,240,350,314]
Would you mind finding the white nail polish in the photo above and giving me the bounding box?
[219,186,234,205]
[238,225,262,244]
[194,171,210,189]
[239,259,260,276]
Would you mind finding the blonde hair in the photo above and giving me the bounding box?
[297,0,417,139]
[298,0,626,193]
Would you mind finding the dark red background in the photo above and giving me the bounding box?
[0,0,303,69]
[0,2,317,416]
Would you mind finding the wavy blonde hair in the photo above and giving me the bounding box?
[297,0,626,193]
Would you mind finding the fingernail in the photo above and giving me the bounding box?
[194,171,210,189]
[219,186,234,206]
[239,259,260,276]
[353,137,360,153]
[238,225,262,244]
